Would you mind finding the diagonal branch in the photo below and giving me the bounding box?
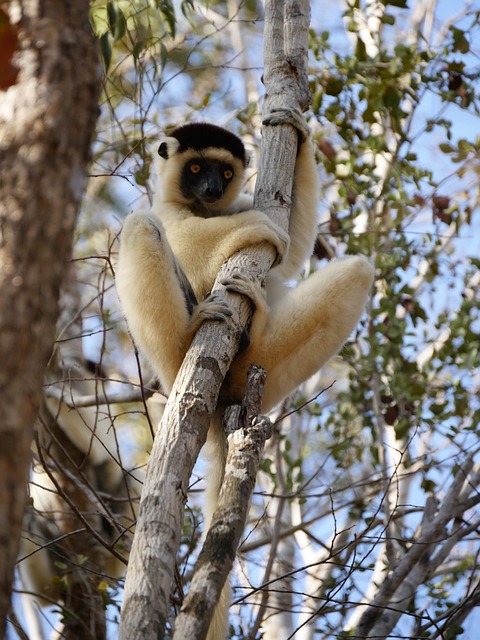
[355,452,479,637]
[171,367,272,640]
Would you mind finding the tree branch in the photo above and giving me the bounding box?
[355,453,478,637]
[172,367,272,640]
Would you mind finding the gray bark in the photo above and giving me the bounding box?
[172,367,272,640]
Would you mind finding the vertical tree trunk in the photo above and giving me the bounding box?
[119,2,311,638]
[0,1,100,634]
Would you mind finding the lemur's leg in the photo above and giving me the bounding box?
[116,212,231,393]
[227,256,374,411]
[262,256,374,410]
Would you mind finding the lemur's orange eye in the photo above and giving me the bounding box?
[224,169,233,180]
[190,164,201,174]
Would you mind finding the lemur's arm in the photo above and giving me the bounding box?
[162,206,290,299]
[262,108,319,283]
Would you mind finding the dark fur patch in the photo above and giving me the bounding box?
[167,123,247,166]
[238,328,251,354]
[174,260,197,315]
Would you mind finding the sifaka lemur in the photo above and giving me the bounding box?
[115,108,374,639]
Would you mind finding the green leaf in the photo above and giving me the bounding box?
[421,478,436,493]
[381,14,395,25]
[107,1,116,34]
[382,85,401,109]
[159,41,168,69]
[99,31,112,72]
[132,39,146,63]
[324,76,343,96]
[355,37,367,62]
[181,0,194,18]
[451,27,470,54]
[439,142,455,154]
[157,0,176,37]
[113,9,126,42]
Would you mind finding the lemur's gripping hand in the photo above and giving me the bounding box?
[222,273,269,347]
[188,292,233,337]
[262,108,310,143]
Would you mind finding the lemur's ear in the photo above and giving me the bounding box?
[158,141,169,159]
[158,136,181,160]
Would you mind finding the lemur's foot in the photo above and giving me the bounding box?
[262,107,310,141]
[222,273,267,313]
[192,292,232,324]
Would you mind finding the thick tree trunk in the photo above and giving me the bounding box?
[0,1,100,635]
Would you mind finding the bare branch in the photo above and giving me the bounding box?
[354,453,479,637]
[172,367,272,640]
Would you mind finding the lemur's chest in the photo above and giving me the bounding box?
[163,217,222,300]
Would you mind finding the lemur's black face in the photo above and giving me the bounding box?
[181,158,234,210]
